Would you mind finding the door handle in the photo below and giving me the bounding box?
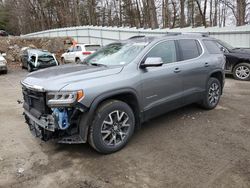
[174,67,181,73]
[204,62,209,67]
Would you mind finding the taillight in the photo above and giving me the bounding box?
[82,51,92,55]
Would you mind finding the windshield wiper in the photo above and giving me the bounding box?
[90,63,107,67]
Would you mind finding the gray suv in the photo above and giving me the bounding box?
[21,34,225,154]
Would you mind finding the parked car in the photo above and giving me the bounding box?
[20,49,59,72]
[215,40,250,81]
[0,30,9,37]
[0,53,7,74]
[61,44,101,63]
[21,34,225,154]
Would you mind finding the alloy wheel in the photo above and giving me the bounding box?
[101,110,130,146]
[208,82,220,106]
[235,65,250,79]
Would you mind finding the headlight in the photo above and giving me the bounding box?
[47,90,84,107]
[0,60,6,65]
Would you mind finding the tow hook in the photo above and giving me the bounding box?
[52,108,70,130]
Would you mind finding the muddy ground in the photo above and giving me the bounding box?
[0,69,250,188]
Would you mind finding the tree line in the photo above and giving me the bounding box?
[0,0,249,35]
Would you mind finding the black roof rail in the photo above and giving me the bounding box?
[128,35,146,39]
[181,32,210,37]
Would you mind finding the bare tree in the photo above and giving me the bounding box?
[195,0,208,27]
[180,0,186,27]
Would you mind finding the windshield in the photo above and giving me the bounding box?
[218,40,234,50]
[83,42,146,66]
[37,54,56,64]
[85,45,101,51]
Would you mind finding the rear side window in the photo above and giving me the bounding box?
[146,40,177,64]
[203,40,222,54]
[178,39,202,60]
[75,46,82,51]
[85,45,101,51]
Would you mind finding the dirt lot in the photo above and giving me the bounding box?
[0,69,250,188]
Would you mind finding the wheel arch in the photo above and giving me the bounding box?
[208,70,224,93]
[75,57,80,62]
[232,59,250,71]
[79,88,142,142]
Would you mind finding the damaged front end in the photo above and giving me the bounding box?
[22,83,87,144]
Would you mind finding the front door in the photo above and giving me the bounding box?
[140,40,183,120]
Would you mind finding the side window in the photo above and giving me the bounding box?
[75,46,82,51]
[146,41,177,64]
[68,47,73,52]
[73,46,78,52]
[203,40,222,54]
[178,39,201,60]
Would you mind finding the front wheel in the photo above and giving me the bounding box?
[233,63,250,81]
[88,100,135,154]
[27,64,32,72]
[200,77,221,110]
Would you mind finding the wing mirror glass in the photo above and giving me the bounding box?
[220,47,227,53]
[140,57,164,68]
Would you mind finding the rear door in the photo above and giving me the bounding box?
[74,45,83,61]
[64,47,73,62]
[141,40,183,120]
[177,39,212,104]
[69,46,78,62]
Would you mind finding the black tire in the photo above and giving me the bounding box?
[75,58,81,64]
[200,77,221,110]
[233,63,250,81]
[61,57,65,64]
[27,64,32,72]
[88,100,135,154]
[3,70,7,74]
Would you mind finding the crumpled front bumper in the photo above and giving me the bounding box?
[24,110,56,132]
[23,109,86,144]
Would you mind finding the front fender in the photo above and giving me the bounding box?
[79,88,141,142]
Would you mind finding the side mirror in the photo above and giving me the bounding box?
[2,53,6,57]
[140,57,163,68]
[220,47,226,53]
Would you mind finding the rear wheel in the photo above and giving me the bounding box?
[200,77,221,110]
[88,100,135,154]
[76,58,81,64]
[233,63,250,81]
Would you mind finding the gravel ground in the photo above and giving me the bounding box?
[0,69,250,188]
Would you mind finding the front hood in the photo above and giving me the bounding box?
[231,48,250,55]
[22,64,123,91]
